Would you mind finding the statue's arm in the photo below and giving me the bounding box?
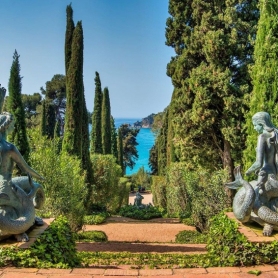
[10,145,44,180]
[246,135,264,175]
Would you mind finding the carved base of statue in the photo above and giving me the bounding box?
[0,175,45,242]
[226,166,278,236]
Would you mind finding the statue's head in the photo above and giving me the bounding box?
[252,112,275,133]
[0,112,14,136]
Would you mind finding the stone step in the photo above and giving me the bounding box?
[106,216,181,223]
[76,242,207,254]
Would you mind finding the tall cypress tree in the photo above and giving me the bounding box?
[65,3,75,75]
[111,116,118,160]
[243,0,278,171]
[90,72,102,154]
[62,21,84,156]
[101,87,112,154]
[45,101,56,139]
[7,50,30,162]
[40,100,46,136]
[164,0,258,178]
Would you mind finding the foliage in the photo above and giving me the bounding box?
[151,163,229,231]
[7,50,30,163]
[44,100,56,139]
[83,213,107,225]
[29,129,87,231]
[151,175,167,210]
[90,154,123,212]
[161,0,259,179]
[1,216,80,268]
[90,71,103,154]
[40,74,66,134]
[175,230,207,244]
[65,3,75,74]
[118,205,162,220]
[79,251,206,268]
[148,144,158,175]
[101,87,112,154]
[151,110,165,135]
[111,116,118,160]
[117,127,124,175]
[119,124,139,173]
[76,231,108,242]
[131,167,151,190]
[62,21,84,157]
[155,108,169,175]
[243,0,278,173]
[205,213,278,267]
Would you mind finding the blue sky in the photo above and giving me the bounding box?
[0,0,174,118]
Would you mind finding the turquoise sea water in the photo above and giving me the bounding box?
[89,119,155,175]
[114,118,155,175]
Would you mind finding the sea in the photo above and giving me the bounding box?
[89,118,155,175]
[114,118,155,175]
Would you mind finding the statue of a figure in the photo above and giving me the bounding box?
[226,112,278,236]
[134,192,144,207]
[0,112,45,242]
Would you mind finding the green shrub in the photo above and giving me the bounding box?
[7,216,80,268]
[175,230,207,244]
[131,167,151,190]
[28,129,87,231]
[84,213,107,225]
[205,213,278,267]
[90,154,124,212]
[161,163,229,231]
[151,176,167,209]
[76,231,108,242]
[119,205,162,220]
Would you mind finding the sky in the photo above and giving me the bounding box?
[0,0,174,118]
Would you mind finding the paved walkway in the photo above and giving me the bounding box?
[1,264,278,277]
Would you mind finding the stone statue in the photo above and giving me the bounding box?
[134,192,144,207]
[226,112,278,236]
[0,112,45,242]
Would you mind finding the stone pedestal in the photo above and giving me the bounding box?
[0,218,54,248]
[226,212,278,243]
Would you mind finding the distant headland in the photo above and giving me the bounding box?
[133,113,155,128]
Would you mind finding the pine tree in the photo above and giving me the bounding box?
[101,87,112,154]
[164,0,259,179]
[7,50,30,162]
[65,3,75,75]
[111,116,118,159]
[62,21,84,156]
[90,72,103,154]
[243,0,278,171]
[117,127,124,175]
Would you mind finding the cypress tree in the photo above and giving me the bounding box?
[90,72,102,154]
[117,127,124,175]
[7,50,30,162]
[65,3,75,75]
[243,0,278,171]
[45,101,56,139]
[81,84,94,204]
[111,116,118,160]
[101,87,112,154]
[62,21,84,156]
[40,100,46,136]
[165,0,258,178]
